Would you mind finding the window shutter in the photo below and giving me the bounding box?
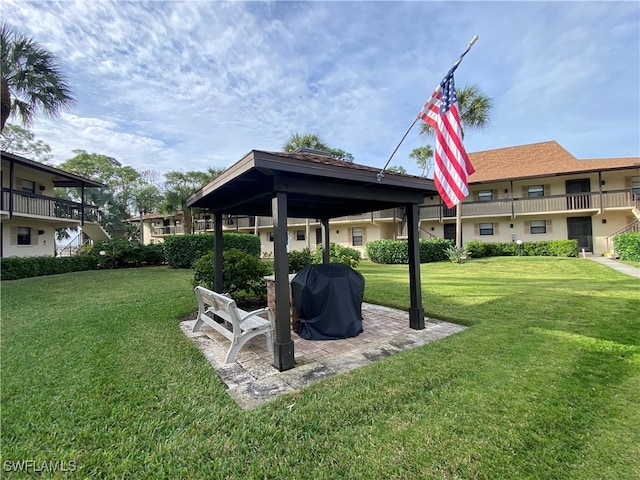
[10,227,17,245]
[349,227,353,246]
[492,189,498,199]
[521,186,528,198]
[524,221,531,234]
[474,223,479,236]
[362,227,367,244]
[546,220,553,234]
[624,177,632,189]
[544,185,551,196]
[32,232,38,245]
[473,191,479,201]
[494,222,499,235]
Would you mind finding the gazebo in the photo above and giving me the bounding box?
[187,149,438,371]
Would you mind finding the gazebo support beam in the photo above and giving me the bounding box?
[406,204,425,329]
[272,192,295,371]
[214,213,224,294]
[321,218,330,264]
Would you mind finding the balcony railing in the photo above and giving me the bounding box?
[1,188,101,223]
[420,190,637,220]
[151,225,185,236]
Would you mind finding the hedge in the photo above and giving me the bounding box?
[465,240,579,258]
[1,254,98,281]
[613,231,640,261]
[164,233,261,269]
[366,238,453,264]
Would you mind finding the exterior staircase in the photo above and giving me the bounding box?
[82,222,110,242]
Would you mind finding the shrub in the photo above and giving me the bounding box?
[288,248,314,273]
[366,238,452,264]
[419,238,454,262]
[164,233,261,269]
[466,240,578,258]
[445,245,467,264]
[614,231,640,261]
[0,254,97,280]
[313,243,361,268]
[192,248,272,299]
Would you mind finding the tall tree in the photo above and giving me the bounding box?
[0,123,53,163]
[409,145,434,177]
[132,183,163,243]
[1,24,74,132]
[283,132,354,162]
[420,84,493,247]
[162,168,225,235]
[59,150,141,238]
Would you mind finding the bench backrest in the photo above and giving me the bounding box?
[195,287,241,324]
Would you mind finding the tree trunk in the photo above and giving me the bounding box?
[1,78,11,133]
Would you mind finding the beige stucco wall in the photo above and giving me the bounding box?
[2,218,57,257]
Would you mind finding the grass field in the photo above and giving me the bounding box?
[1,258,639,478]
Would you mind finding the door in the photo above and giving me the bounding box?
[567,216,593,252]
[566,179,591,210]
[315,227,322,247]
[444,223,457,241]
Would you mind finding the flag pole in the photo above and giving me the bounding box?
[376,35,479,183]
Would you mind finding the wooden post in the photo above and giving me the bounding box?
[214,213,224,294]
[407,204,425,329]
[272,192,295,371]
[320,218,330,264]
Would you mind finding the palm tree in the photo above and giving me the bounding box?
[420,84,493,247]
[1,24,74,132]
[419,84,492,139]
[283,132,354,162]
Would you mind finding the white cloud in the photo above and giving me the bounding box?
[1,0,637,178]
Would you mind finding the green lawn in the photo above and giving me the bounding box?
[1,258,639,478]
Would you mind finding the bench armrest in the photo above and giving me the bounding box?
[240,307,273,324]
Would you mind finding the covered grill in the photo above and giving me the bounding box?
[291,263,365,340]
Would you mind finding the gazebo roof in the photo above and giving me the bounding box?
[187,149,437,217]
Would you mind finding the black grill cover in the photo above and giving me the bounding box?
[291,263,365,340]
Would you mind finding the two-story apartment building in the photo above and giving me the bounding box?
[1,151,109,258]
[420,141,639,255]
[134,141,639,257]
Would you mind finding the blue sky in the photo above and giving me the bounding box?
[2,1,639,177]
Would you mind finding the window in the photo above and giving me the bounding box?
[530,220,547,234]
[479,223,494,235]
[268,232,274,242]
[296,229,305,241]
[478,190,493,202]
[528,185,544,198]
[21,179,35,193]
[17,227,31,245]
[632,176,640,198]
[352,227,364,246]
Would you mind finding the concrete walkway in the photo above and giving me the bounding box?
[587,256,640,279]
[180,303,466,410]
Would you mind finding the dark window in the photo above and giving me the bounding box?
[268,232,274,242]
[296,230,305,241]
[21,179,35,193]
[478,190,493,202]
[530,220,547,234]
[528,185,544,198]
[479,223,494,235]
[632,176,640,198]
[352,227,363,246]
[17,227,31,245]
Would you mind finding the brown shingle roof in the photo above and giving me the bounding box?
[468,141,640,184]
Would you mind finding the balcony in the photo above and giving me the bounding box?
[420,190,637,221]
[1,188,101,223]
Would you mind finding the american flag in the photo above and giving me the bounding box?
[418,71,474,208]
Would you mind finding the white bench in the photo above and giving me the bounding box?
[193,286,274,363]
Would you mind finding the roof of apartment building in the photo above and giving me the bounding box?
[1,150,106,188]
[468,141,640,184]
